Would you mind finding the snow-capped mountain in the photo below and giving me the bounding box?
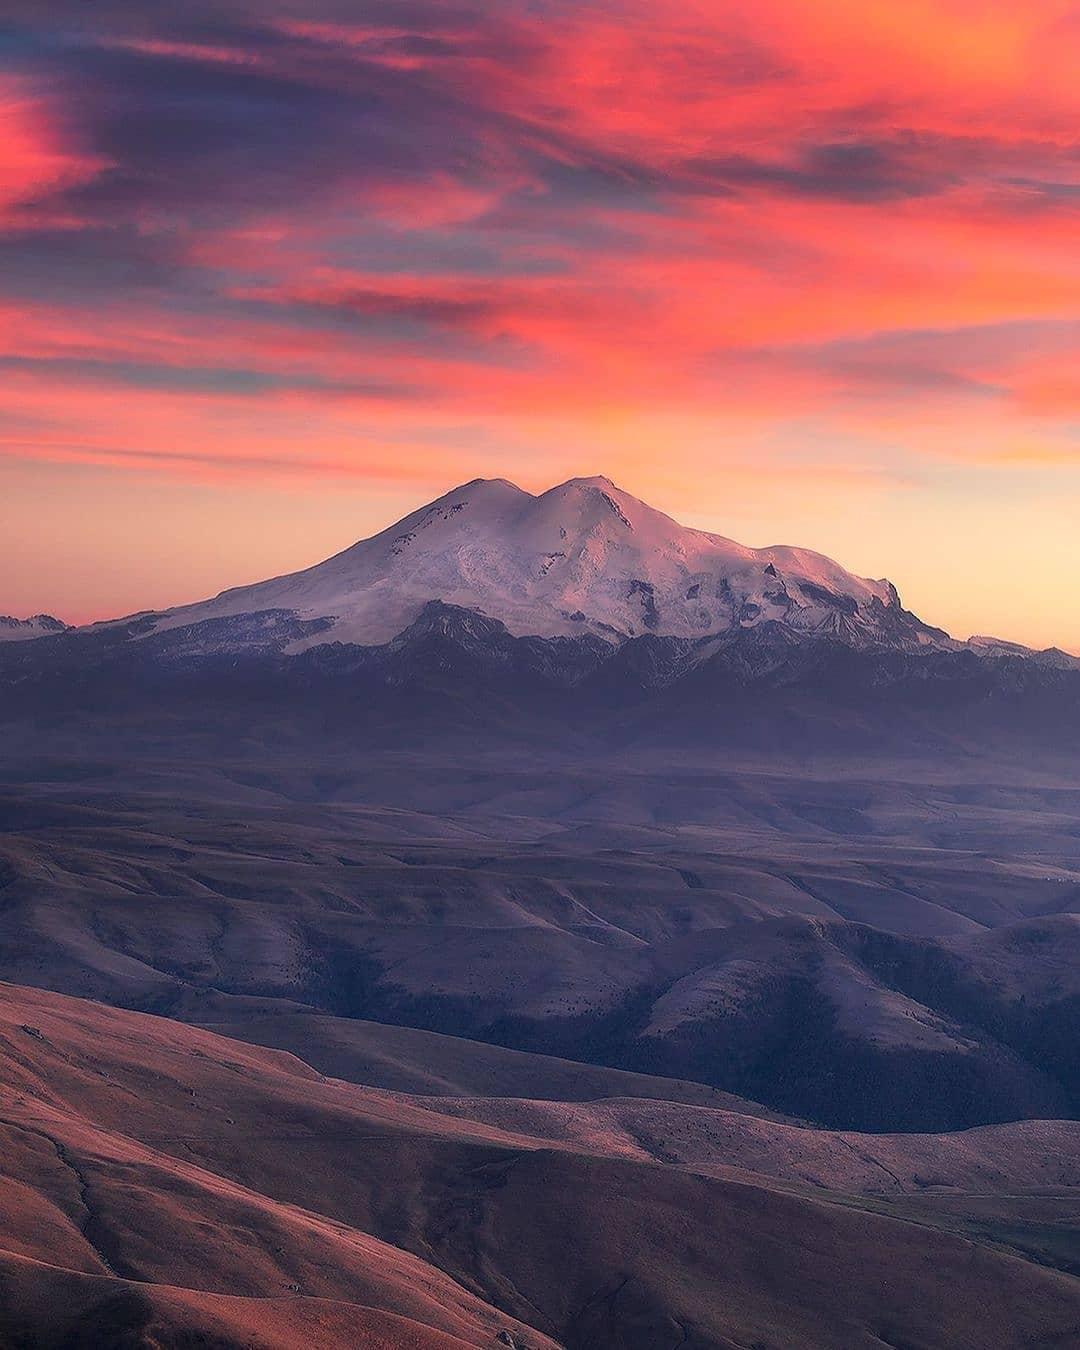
[0,614,69,642]
[3,479,1077,753]
[967,635,1080,670]
[142,476,947,652]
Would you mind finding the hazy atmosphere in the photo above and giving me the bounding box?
[2,7,1079,1350]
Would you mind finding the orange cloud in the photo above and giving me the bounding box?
[0,1,1076,648]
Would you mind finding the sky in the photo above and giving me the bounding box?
[1,0,1078,650]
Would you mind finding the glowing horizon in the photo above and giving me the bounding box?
[1,1,1078,651]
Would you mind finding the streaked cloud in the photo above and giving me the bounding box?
[0,0,1077,649]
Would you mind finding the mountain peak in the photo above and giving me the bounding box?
[0,614,70,642]
[543,474,640,505]
[454,475,524,493]
[558,474,617,489]
[137,473,941,652]
[426,476,530,508]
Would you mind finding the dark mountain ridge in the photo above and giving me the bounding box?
[3,600,1078,759]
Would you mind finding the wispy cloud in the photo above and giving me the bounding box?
[0,0,1077,646]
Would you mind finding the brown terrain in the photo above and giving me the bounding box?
[2,981,1080,1349]
[0,745,1079,1346]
